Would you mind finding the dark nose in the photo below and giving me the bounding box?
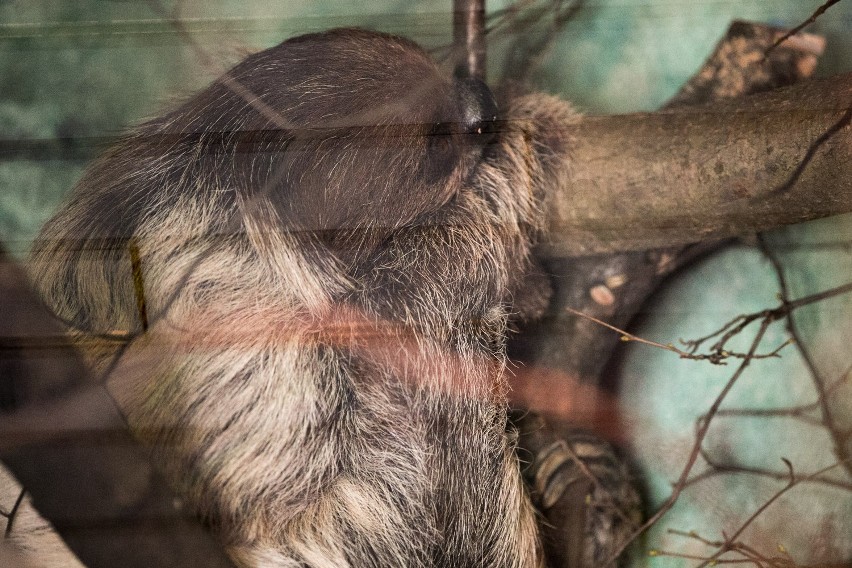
[455,77,499,145]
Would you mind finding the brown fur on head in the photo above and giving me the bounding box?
[26,28,577,567]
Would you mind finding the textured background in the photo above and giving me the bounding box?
[1,1,850,566]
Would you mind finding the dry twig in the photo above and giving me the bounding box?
[764,0,844,58]
[651,461,850,568]
[756,235,852,477]
[604,315,776,565]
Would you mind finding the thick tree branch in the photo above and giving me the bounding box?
[513,20,829,389]
[538,72,852,256]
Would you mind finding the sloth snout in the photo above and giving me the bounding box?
[455,77,499,145]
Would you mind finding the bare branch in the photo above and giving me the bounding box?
[692,461,848,568]
[764,0,843,58]
[558,278,852,368]
[758,235,852,476]
[565,283,852,561]
[711,362,851,425]
[605,317,774,564]
[564,306,791,364]
[538,73,852,256]
[659,520,852,568]
[683,455,852,493]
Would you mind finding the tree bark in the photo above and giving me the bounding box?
[538,72,851,256]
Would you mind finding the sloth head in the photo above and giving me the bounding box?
[146,28,499,258]
[32,28,556,334]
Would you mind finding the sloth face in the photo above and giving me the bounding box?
[149,28,499,259]
[31,27,549,337]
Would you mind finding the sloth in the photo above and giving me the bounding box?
[19,28,580,567]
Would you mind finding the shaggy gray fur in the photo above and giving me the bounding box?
[13,28,578,567]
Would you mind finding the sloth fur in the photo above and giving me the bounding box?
[15,28,578,567]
